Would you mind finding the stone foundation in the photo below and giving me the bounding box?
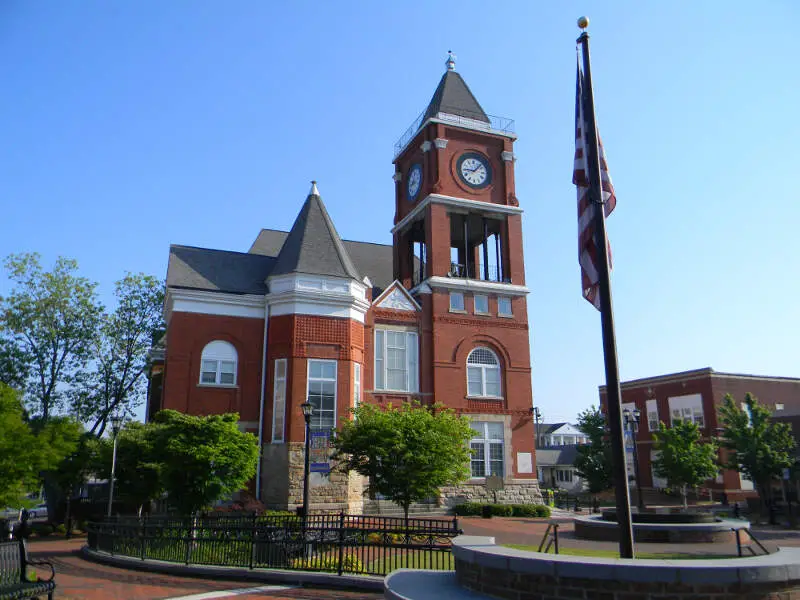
[439,479,543,508]
[260,442,364,513]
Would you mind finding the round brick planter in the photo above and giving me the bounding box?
[573,514,748,543]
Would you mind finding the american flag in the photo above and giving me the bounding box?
[573,64,616,311]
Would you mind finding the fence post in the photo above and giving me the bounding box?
[249,513,256,570]
[140,515,147,561]
[553,523,559,555]
[185,515,195,565]
[337,511,346,576]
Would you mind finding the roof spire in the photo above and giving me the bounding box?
[445,50,456,72]
[309,180,319,197]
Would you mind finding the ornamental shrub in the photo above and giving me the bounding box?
[452,503,550,517]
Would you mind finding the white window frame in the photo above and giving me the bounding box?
[473,294,489,314]
[353,363,361,415]
[466,347,502,398]
[450,291,465,312]
[470,421,505,479]
[646,398,659,432]
[374,329,419,392]
[199,340,238,386]
[271,359,287,443]
[497,296,512,316]
[306,359,337,431]
[668,394,705,428]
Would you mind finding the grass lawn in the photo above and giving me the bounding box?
[504,545,737,560]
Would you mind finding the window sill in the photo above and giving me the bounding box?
[197,383,239,389]
[474,311,491,316]
[374,388,420,395]
[466,395,504,401]
[497,313,513,318]
[449,308,467,314]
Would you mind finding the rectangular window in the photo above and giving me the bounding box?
[272,359,287,443]
[668,394,704,428]
[374,329,419,392]
[307,359,337,431]
[353,363,361,415]
[470,421,504,478]
[498,297,512,316]
[450,291,465,311]
[201,360,218,384]
[646,399,659,431]
[776,403,785,411]
[474,294,489,314]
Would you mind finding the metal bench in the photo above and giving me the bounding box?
[0,538,56,600]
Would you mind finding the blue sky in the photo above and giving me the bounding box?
[2,2,798,424]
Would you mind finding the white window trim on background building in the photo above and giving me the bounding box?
[668,394,705,428]
[306,359,337,431]
[646,398,659,431]
[374,329,419,393]
[271,359,287,443]
[466,347,502,398]
[470,421,505,478]
[199,340,238,386]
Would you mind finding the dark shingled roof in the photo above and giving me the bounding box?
[167,245,274,294]
[535,445,580,467]
[423,70,489,124]
[271,188,361,281]
[249,231,395,294]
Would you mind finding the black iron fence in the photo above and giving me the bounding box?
[86,513,461,576]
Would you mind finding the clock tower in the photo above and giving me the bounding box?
[390,53,541,504]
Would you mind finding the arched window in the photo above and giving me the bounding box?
[199,341,238,386]
[467,347,501,397]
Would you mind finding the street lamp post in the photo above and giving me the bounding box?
[623,408,645,512]
[107,414,124,518]
[300,402,314,520]
[532,407,542,449]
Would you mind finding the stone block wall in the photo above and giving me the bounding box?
[440,479,543,508]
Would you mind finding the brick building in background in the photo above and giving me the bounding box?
[600,367,800,499]
[147,55,541,512]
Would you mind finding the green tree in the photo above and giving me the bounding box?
[652,420,718,509]
[1,253,102,420]
[0,334,29,390]
[150,410,259,514]
[333,402,473,520]
[0,384,42,507]
[718,393,795,512]
[96,421,163,516]
[71,273,165,436]
[573,406,613,494]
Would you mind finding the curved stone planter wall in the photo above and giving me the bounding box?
[451,536,800,600]
[574,514,750,544]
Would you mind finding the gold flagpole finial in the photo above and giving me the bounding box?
[577,16,589,30]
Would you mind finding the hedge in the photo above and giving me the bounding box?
[452,503,551,518]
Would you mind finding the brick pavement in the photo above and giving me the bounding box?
[25,538,382,600]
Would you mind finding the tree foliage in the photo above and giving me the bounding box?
[573,406,613,493]
[718,393,795,505]
[0,335,29,390]
[72,273,164,436]
[1,253,102,420]
[149,410,259,515]
[0,384,84,509]
[652,419,718,508]
[95,421,163,515]
[333,402,473,519]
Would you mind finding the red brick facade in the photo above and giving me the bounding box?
[599,368,800,496]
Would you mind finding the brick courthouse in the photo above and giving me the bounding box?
[147,57,542,512]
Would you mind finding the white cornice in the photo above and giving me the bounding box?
[266,273,370,323]
[423,276,529,296]
[392,193,524,234]
[165,288,266,322]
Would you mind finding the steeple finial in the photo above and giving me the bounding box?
[309,180,319,197]
[445,50,456,72]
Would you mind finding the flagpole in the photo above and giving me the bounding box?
[577,19,636,559]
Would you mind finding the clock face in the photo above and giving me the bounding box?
[457,153,492,189]
[407,163,422,201]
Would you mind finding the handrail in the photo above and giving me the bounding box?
[537,521,559,554]
[733,527,770,557]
